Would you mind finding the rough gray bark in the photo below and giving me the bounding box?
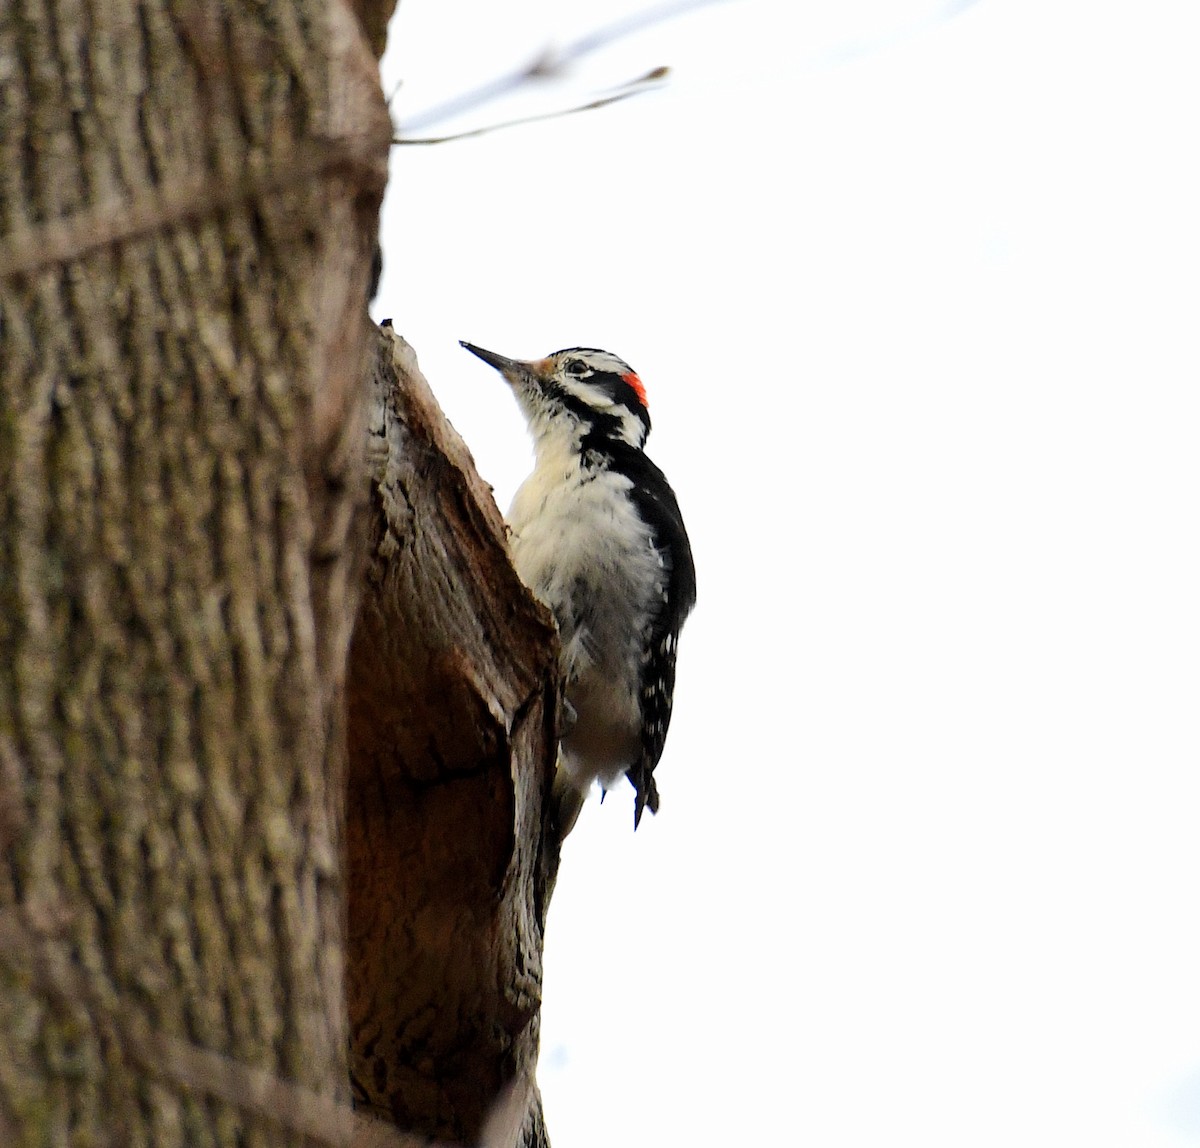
[0,2,391,1144]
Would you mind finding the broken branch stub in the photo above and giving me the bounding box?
[346,328,562,1147]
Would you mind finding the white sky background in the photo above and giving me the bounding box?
[374,2,1200,1145]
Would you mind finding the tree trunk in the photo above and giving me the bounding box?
[3,5,564,1146]
[1,2,392,1144]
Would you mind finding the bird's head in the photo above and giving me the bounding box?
[461,342,651,450]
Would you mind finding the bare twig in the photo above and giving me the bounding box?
[393,66,669,146]
[397,0,727,133]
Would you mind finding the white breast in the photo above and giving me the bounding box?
[508,439,665,790]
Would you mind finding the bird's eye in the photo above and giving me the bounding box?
[565,359,590,377]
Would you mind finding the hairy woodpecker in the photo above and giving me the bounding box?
[461,341,696,833]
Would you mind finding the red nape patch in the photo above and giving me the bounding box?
[622,371,649,409]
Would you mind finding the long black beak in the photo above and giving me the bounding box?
[460,341,523,375]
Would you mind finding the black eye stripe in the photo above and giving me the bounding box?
[554,347,635,379]
[564,371,649,432]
